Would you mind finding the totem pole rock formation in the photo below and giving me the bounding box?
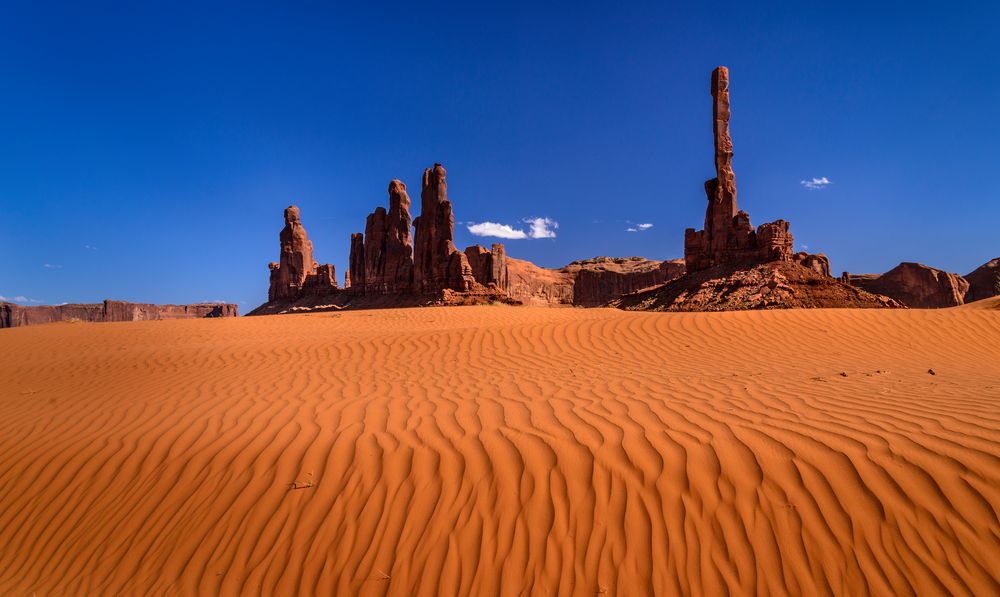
[684,67,795,272]
[268,205,337,301]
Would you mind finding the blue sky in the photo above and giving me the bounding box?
[2,1,997,308]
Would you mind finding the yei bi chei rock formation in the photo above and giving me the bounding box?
[254,164,514,314]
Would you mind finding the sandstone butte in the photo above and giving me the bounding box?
[0,300,237,329]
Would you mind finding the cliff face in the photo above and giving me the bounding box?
[844,263,969,308]
[0,300,238,329]
[569,258,686,307]
[504,257,686,307]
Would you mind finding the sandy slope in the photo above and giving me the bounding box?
[1,306,998,596]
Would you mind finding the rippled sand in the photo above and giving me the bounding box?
[1,305,998,595]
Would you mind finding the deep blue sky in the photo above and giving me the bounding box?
[2,1,997,309]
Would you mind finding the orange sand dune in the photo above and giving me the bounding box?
[1,306,999,596]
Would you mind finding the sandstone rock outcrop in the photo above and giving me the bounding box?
[793,252,832,277]
[843,262,969,308]
[464,244,510,291]
[1,300,237,328]
[613,262,901,312]
[683,67,794,272]
[964,258,1000,303]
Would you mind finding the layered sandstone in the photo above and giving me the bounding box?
[0,300,237,328]
[683,67,795,272]
[964,258,1000,303]
[843,262,969,308]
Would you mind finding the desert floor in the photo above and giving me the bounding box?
[1,304,999,596]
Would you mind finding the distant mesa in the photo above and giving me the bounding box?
[0,300,237,329]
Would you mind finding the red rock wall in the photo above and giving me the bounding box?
[1,300,238,328]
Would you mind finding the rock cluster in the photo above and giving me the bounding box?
[843,262,969,308]
[1,300,237,328]
[254,163,515,315]
[683,67,796,272]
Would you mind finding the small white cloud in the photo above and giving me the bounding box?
[626,222,653,233]
[800,177,831,190]
[801,244,810,250]
[467,217,558,240]
[83,245,98,251]
[43,263,63,269]
[626,227,638,232]
[524,217,558,239]
[637,223,653,230]
[467,221,528,239]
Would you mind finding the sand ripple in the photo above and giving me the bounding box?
[1,306,998,595]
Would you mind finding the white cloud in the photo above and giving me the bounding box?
[801,244,810,250]
[524,217,558,239]
[43,263,63,269]
[626,222,654,233]
[84,244,98,250]
[800,177,831,190]
[0,295,41,303]
[467,222,528,239]
[637,223,653,230]
[626,228,638,232]
[467,217,558,240]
